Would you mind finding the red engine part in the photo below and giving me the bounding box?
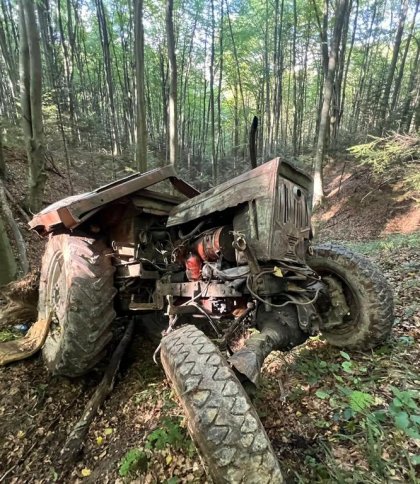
[194,226,235,262]
[185,253,202,281]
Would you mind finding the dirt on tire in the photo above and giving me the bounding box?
[160,324,284,483]
[307,243,394,349]
[38,233,116,377]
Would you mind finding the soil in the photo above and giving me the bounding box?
[314,160,419,241]
[0,149,419,483]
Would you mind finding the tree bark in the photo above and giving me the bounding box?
[0,179,28,276]
[19,0,46,214]
[0,121,5,179]
[134,0,147,172]
[312,0,349,207]
[166,0,177,167]
[378,0,408,133]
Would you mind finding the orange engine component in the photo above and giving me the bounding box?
[185,253,202,281]
[194,226,235,262]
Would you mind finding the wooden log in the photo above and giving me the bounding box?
[60,320,135,463]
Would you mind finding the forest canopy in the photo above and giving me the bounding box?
[0,0,419,193]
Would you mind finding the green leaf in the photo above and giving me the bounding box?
[372,410,387,423]
[340,351,351,361]
[410,415,420,424]
[394,411,410,430]
[406,428,420,440]
[348,391,374,412]
[315,389,330,400]
[341,361,353,373]
[343,407,354,421]
[410,455,420,466]
[391,387,419,411]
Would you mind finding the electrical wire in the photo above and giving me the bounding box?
[246,274,321,308]
[187,302,222,338]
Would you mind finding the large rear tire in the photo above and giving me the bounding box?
[160,325,283,483]
[307,243,394,349]
[39,233,116,376]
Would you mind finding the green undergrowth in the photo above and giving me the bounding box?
[0,328,19,342]
[117,416,195,480]
[260,233,419,482]
[344,232,420,255]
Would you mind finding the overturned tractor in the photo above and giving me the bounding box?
[29,158,394,482]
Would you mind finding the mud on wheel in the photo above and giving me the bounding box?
[160,325,283,483]
[307,243,394,350]
[39,233,116,377]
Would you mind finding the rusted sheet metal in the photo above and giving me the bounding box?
[166,158,312,227]
[167,159,280,227]
[167,158,313,263]
[29,165,199,234]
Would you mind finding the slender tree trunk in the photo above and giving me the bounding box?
[19,0,46,213]
[0,121,5,179]
[313,0,349,207]
[166,0,177,167]
[216,0,224,162]
[96,0,120,155]
[210,0,216,182]
[292,0,298,156]
[378,0,408,133]
[134,0,147,172]
[402,41,420,132]
[389,0,419,120]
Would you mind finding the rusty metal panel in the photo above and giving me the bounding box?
[167,158,312,263]
[29,165,199,234]
[167,158,281,227]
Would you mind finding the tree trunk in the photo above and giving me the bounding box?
[19,0,46,214]
[0,215,16,285]
[378,0,408,133]
[166,0,177,167]
[134,0,147,172]
[96,0,120,156]
[0,121,5,179]
[210,0,216,183]
[389,0,419,120]
[312,0,349,207]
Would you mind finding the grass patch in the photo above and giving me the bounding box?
[118,448,148,477]
[0,329,19,342]
[339,232,420,256]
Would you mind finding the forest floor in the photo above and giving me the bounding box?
[0,149,419,483]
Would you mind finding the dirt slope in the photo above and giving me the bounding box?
[314,160,419,241]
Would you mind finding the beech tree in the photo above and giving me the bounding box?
[312,0,350,206]
[19,0,46,213]
[134,0,147,172]
[166,0,177,167]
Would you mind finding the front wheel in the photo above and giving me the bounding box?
[307,243,394,349]
[160,325,283,483]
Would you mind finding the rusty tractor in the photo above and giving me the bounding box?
[30,159,394,482]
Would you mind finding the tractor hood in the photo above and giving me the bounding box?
[166,158,313,227]
[29,165,199,235]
